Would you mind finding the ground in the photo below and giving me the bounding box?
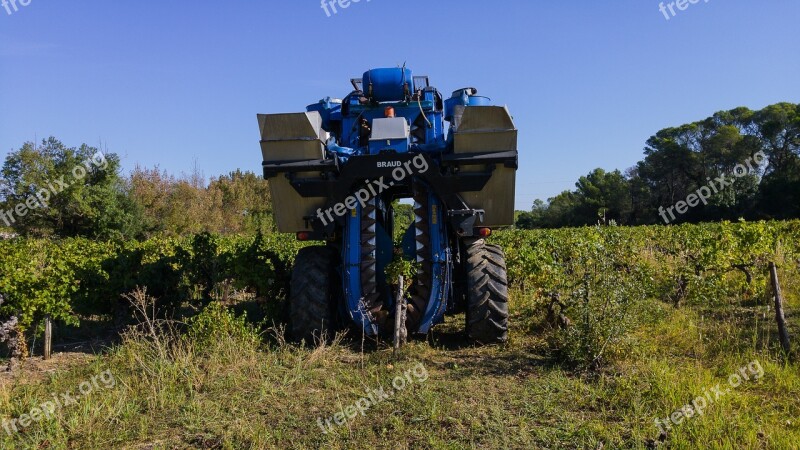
[1,286,798,449]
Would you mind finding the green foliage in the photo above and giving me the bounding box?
[0,238,115,330]
[226,232,292,300]
[0,221,796,357]
[127,167,275,238]
[0,232,305,338]
[211,170,275,235]
[391,201,415,242]
[517,103,800,229]
[187,301,261,348]
[385,249,420,291]
[177,232,224,302]
[499,220,795,298]
[546,227,648,369]
[495,220,798,368]
[95,237,186,319]
[1,139,276,241]
[0,137,143,239]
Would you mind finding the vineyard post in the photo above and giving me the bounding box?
[393,275,406,353]
[768,262,791,355]
[44,316,52,360]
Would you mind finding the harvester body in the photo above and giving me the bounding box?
[257,68,517,343]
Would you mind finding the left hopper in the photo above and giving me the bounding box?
[257,112,327,232]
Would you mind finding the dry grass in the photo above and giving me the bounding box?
[0,268,798,449]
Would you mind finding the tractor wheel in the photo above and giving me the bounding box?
[463,238,509,344]
[289,246,337,343]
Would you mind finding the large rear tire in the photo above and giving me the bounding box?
[464,238,509,344]
[289,246,337,343]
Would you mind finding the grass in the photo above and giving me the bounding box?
[1,276,799,449]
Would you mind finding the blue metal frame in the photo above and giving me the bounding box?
[417,193,450,333]
[290,68,504,337]
[342,203,379,335]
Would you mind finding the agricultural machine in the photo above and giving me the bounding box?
[256,67,517,344]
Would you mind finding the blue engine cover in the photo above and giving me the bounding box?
[363,68,414,102]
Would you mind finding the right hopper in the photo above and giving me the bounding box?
[452,106,518,227]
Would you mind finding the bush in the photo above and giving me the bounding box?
[187,302,261,349]
[545,228,648,370]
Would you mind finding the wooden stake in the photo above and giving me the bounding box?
[769,262,791,355]
[393,276,405,352]
[44,316,52,361]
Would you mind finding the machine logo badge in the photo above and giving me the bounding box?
[377,161,402,168]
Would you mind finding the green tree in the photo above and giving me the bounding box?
[536,191,581,228]
[753,103,800,218]
[518,170,632,229]
[515,199,548,229]
[573,169,632,225]
[128,167,273,237]
[0,137,143,239]
[209,170,274,234]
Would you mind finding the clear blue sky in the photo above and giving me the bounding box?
[1,0,798,210]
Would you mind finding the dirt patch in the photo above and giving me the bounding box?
[0,352,96,389]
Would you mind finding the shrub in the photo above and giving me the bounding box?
[547,227,648,370]
[187,302,261,349]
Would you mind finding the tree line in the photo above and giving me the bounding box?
[516,102,800,228]
[2,102,798,239]
[0,137,274,239]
